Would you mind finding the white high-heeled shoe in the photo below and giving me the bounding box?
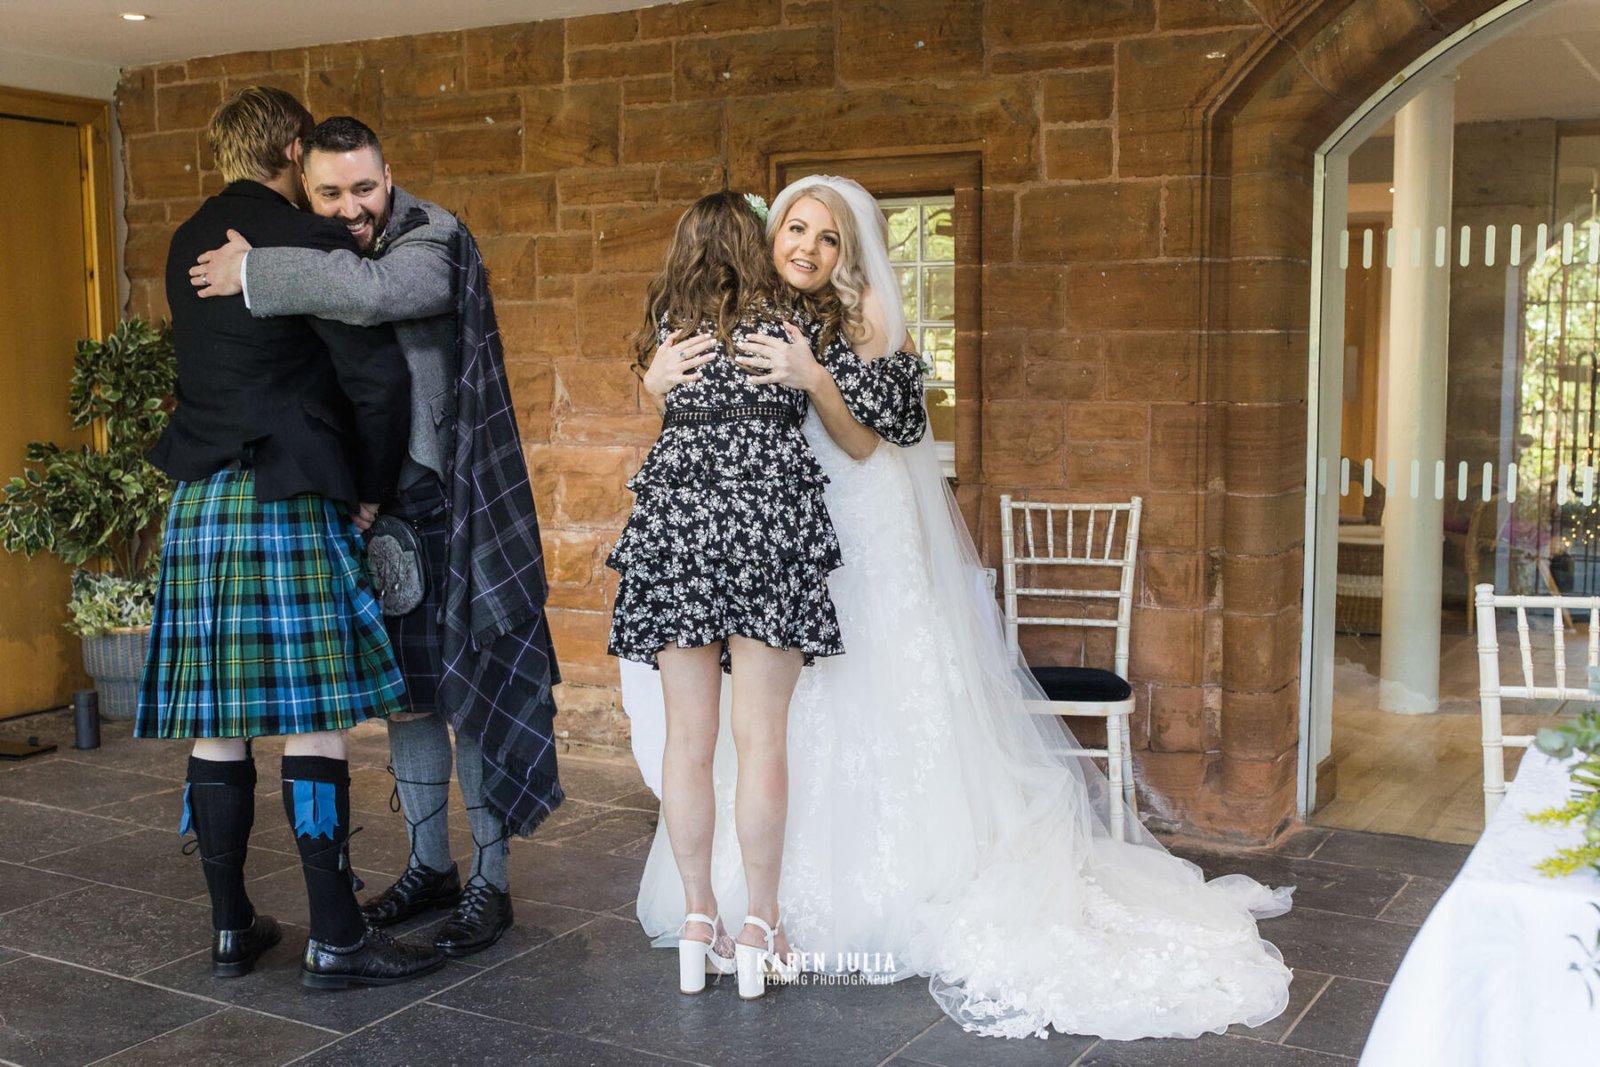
[734,914,798,1000]
[677,912,736,994]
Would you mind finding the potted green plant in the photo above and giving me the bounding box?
[0,319,176,718]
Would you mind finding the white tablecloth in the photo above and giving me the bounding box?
[1361,749,1600,1066]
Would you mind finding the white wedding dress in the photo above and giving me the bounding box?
[632,408,1295,1040]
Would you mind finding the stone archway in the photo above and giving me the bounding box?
[1189,0,1510,840]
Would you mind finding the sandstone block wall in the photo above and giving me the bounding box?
[113,0,1503,841]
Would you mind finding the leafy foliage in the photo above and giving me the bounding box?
[1530,709,1600,878]
[0,319,175,628]
[67,569,159,638]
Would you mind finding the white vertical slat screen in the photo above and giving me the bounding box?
[1337,222,1600,270]
[1313,458,1600,507]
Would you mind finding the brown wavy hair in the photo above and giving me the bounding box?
[631,192,782,371]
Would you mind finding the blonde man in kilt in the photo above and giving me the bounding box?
[190,117,564,958]
[135,86,443,988]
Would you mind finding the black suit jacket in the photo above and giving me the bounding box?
[150,180,410,506]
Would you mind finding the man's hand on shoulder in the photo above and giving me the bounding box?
[191,229,252,298]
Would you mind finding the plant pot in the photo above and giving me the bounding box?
[82,627,150,720]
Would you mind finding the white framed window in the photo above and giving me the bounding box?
[882,195,957,476]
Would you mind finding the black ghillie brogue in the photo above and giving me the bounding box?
[359,862,461,927]
[300,926,446,990]
[434,882,513,958]
[212,911,281,978]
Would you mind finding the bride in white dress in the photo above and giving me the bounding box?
[627,176,1294,1040]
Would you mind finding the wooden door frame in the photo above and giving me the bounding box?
[0,86,119,341]
[0,87,118,718]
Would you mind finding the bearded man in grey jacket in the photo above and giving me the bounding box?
[193,116,552,957]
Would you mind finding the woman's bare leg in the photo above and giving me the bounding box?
[658,643,724,944]
[727,636,802,957]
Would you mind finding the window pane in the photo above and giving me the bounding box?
[923,265,955,322]
[924,381,955,442]
[883,196,958,453]
[922,203,955,261]
[885,205,918,262]
[895,266,918,324]
[924,326,956,383]
[922,324,955,440]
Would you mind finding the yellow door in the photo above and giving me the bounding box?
[0,114,94,717]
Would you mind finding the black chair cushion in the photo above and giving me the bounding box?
[1028,666,1132,703]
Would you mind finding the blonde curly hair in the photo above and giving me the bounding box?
[768,184,886,356]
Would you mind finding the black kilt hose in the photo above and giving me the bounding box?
[135,470,406,739]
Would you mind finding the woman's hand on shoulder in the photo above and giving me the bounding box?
[735,323,826,392]
[642,330,716,400]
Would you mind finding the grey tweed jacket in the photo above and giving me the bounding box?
[244,186,460,491]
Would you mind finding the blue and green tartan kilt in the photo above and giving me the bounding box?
[134,469,406,739]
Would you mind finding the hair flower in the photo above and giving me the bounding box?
[743,192,769,224]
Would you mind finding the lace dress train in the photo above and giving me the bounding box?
[633,396,1292,1040]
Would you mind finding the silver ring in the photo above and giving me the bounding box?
[200,273,208,285]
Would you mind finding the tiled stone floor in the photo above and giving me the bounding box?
[0,709,1464,1066]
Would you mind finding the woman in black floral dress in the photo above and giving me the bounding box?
[621,189,935,997]
[607,191,852,998]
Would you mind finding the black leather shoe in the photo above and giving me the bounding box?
[300,926,447,989]
[359,863,461,927]
[212,912,281,978]
[434,882,513,958]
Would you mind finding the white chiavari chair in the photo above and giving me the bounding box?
[1000,495,1142,840]
[1473,582,1600,821]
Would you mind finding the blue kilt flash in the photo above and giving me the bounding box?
[135,469,405,739]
